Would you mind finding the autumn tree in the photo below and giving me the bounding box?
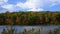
[15,16,19,24]
[56,14,60,24]
[39,15,44,25]
[22,15,28,25]
[6,16,13,25]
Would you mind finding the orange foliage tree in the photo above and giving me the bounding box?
[15,16,19,24]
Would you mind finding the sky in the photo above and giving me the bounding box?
[0,0,60,13]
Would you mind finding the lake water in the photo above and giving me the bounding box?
[0,25,60,34]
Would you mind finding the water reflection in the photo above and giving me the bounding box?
[0,25,60,34]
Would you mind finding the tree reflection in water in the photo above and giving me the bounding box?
[1,26,60,34]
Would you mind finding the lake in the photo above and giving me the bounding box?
[0,25,60,34]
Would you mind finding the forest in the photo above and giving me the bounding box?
[0,11,60,25]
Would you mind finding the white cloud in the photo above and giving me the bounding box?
[1,4,22,12]
[50,3,57,7]
[2,4,14,10]
[1,0,60,12]
[49,0,60,7]
[16,0,43,9]
[16,0,60,9]
[49,0,60,3]
[16,2,27,9]
[16,0,44,11]
[27,8,44,11]
[0,0,8,5]
[24,0,43,8]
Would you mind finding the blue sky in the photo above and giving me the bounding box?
[0,0,60,13]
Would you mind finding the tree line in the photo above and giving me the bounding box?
[0,11,60,25]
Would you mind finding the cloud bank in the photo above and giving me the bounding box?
[0,0,8,5]
[0,0,60,12]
